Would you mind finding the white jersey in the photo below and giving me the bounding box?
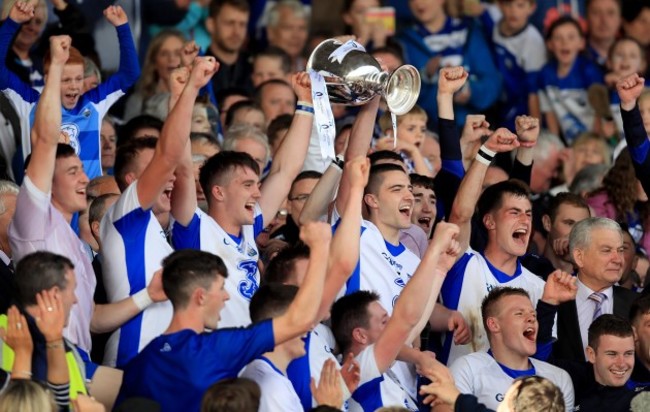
[172,207,263,328]
[440,249,548,365]
[99,181,174,367]
[241,358,303,412]
[450,351,574,411]
[349,345,418,412]
[335,215,421,399]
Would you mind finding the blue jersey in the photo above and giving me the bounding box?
[117,319,275,412]
[538,55,603,143]
[0,18,140,180]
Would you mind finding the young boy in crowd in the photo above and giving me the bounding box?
[0,2,139,181]
[377,105,433,176]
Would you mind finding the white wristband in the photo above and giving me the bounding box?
[479,144,496,157]
[133,288,153,311]
[475,152,492,166]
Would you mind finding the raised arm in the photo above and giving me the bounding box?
[335,96,380,214]
[273,222,331,345]
[449,128,520,254]
[298,160,343,225]
[259,73,313,226]
[136,57,217,210]
[317,156,369,321]
[513,116,540,174]
[373,222,460,373]
[26,35,68,193]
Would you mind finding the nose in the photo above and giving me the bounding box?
[224,291,230,301]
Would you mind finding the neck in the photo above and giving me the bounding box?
[491,343,531,370]
[210,207,242,236]
[165,309,204,334]
[52,202,74,224]
[424,12,446,34]
[12,44,29,60]
[373,218,401,245]
[589,37,614,58]
[209,43,238,65]
[557,60,574,77]
[155,211,170,232]
[498,21,523,37]
[578,273,611,292]
[484,243,519,275]
[261,347,294,374]
[156,77,170,93]
[543,243,574,273]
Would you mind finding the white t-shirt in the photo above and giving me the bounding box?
[450,351,574,411]
[241,358,303,412]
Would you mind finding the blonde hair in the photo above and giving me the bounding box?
[0,380,57,412]
[137,30,185,100]
[378,105,428,134]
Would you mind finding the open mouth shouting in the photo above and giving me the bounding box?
[523,326,536,343]
[399,203,412,219]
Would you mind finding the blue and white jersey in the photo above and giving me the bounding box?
[287,323,350,410]
[333,211,421,400]
[440,248,547,365]
[173,207,264,328]
[450,351,574,411]
[414,17,468,68]
[349,344,418,412]
[538,55,603,143]
[117,319,275,412]
[242,357,304,412]
[482,5,546,128]
[100,181,174,367]
[0,19,140,180]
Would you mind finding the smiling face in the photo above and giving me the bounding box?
[51,155,89,217]
[216,166,262,228]
[547,21,585,67]
[60,64,84,109]
[488,294,538,357]
[411,184,436,237]
[366,170,415,232]
[485,194,533,257]
[574,227,624,291]
[587,334,635,387]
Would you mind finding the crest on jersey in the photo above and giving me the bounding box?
[60,122,81,154]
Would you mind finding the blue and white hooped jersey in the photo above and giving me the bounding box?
[538,56,603,143]
[450,352,574,411]
[440,248,547,365]
[0,20,140,180]
[172,207,264,328]
[99,181,174,367]
[349,345,418,412]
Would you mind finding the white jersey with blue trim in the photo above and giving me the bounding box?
[440,248,548,365]
[100,181,174,367]
[241,358,303,412]
[172,207,264,328]
[349,345,418,412]
[450,351,574,411]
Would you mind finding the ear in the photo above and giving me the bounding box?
[632,325,639,342]
[486,316,500,335]
[351,327,367,346]
[125,172,137,186]
[90,220,100,240]
[483,213,495,231]
[205,16,215,36]
[542,214,551,232]
[363,193,378,211]
[586,345,596,364]
[211,185,225,202]
[193,287,206,307]
[573,247,585,269]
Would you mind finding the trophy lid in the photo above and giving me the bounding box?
[384,65,421,116]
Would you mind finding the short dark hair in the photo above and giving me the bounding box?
[410,173,435,192]
[267,114,293,147]
[253,46,292,74]
[587,314,634,350]
[162,250,228,309]
[118,115,163,145]
[15,252,74,306]
[622,0,650,23]
[545,15,584,40]
[481,287,531,338]
[224,100,263,129]
[208,0,250,18]
[249,283,298,323]
[264,244,310,285]
[89,193,119,225]
[331,291,380,353]
[368,150,404,166]
[476,179,531,226]
[630,295,650,324]
[290,171,322,195]
[216,87,251,109]
[254,79,294,107]
[25,144,77,171]
[365,163,408,197]
[546,192,590,222]
[199,151,261,205]
[114,137,158,192]
[201,377,260,412]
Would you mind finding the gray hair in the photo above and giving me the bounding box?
[267,0,309,28]
[223,124,271,165]
[569,164,610,196]
[83,57,101,83]
[569,217,622,258]
[0,180,19,215]
[534,130,565,162]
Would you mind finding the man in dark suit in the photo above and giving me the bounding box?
[554,217,639,362]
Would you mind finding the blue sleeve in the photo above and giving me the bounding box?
[533,300,558,361]
[253,212,264,238]
[209,319,276,371]
[526,71,541,94]
[622,105,650,196]
[172,213,201,250]
[0,19,40,103]
[465,22,502,111]
[86,23,140,103]
[441,252,473,310]
[438,118,463,163]
[584,61,604,86]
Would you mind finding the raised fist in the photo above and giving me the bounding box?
[103,5,128,27]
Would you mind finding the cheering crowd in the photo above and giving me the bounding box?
[1,0,650,411]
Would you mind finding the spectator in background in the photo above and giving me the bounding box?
[225,100,267,132]
[255,79,296,124]
[622,0,650,78]
[266,0,309,72]
[251,46,292,88]
[585,0,622,69]
[100,117,117,175]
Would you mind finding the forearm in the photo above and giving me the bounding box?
[396,345,422,364]
[449,159,488,224]
[90,297,142,334]
[620,105,650,195]
[170,141,197,226]
[515,147,534,167]
[395,250,442,329]
[270,112,313,178]
[407,270,445,343]
[159,85,199,162]
[32,65,63,147]
[528,94,541,121]
[409,150,434,177]
[115,23,141,89]
[429,303,452,331]
[437,93,455,121]
[545,112,560,137]
[286,244,330,329]
[45,343,69,385]
[299,162,342,225]
[9,350,31,380]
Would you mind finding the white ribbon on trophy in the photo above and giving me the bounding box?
[309,70,336,160]
[328,40,366,64]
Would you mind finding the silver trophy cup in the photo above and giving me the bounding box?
[306,39,421,116]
